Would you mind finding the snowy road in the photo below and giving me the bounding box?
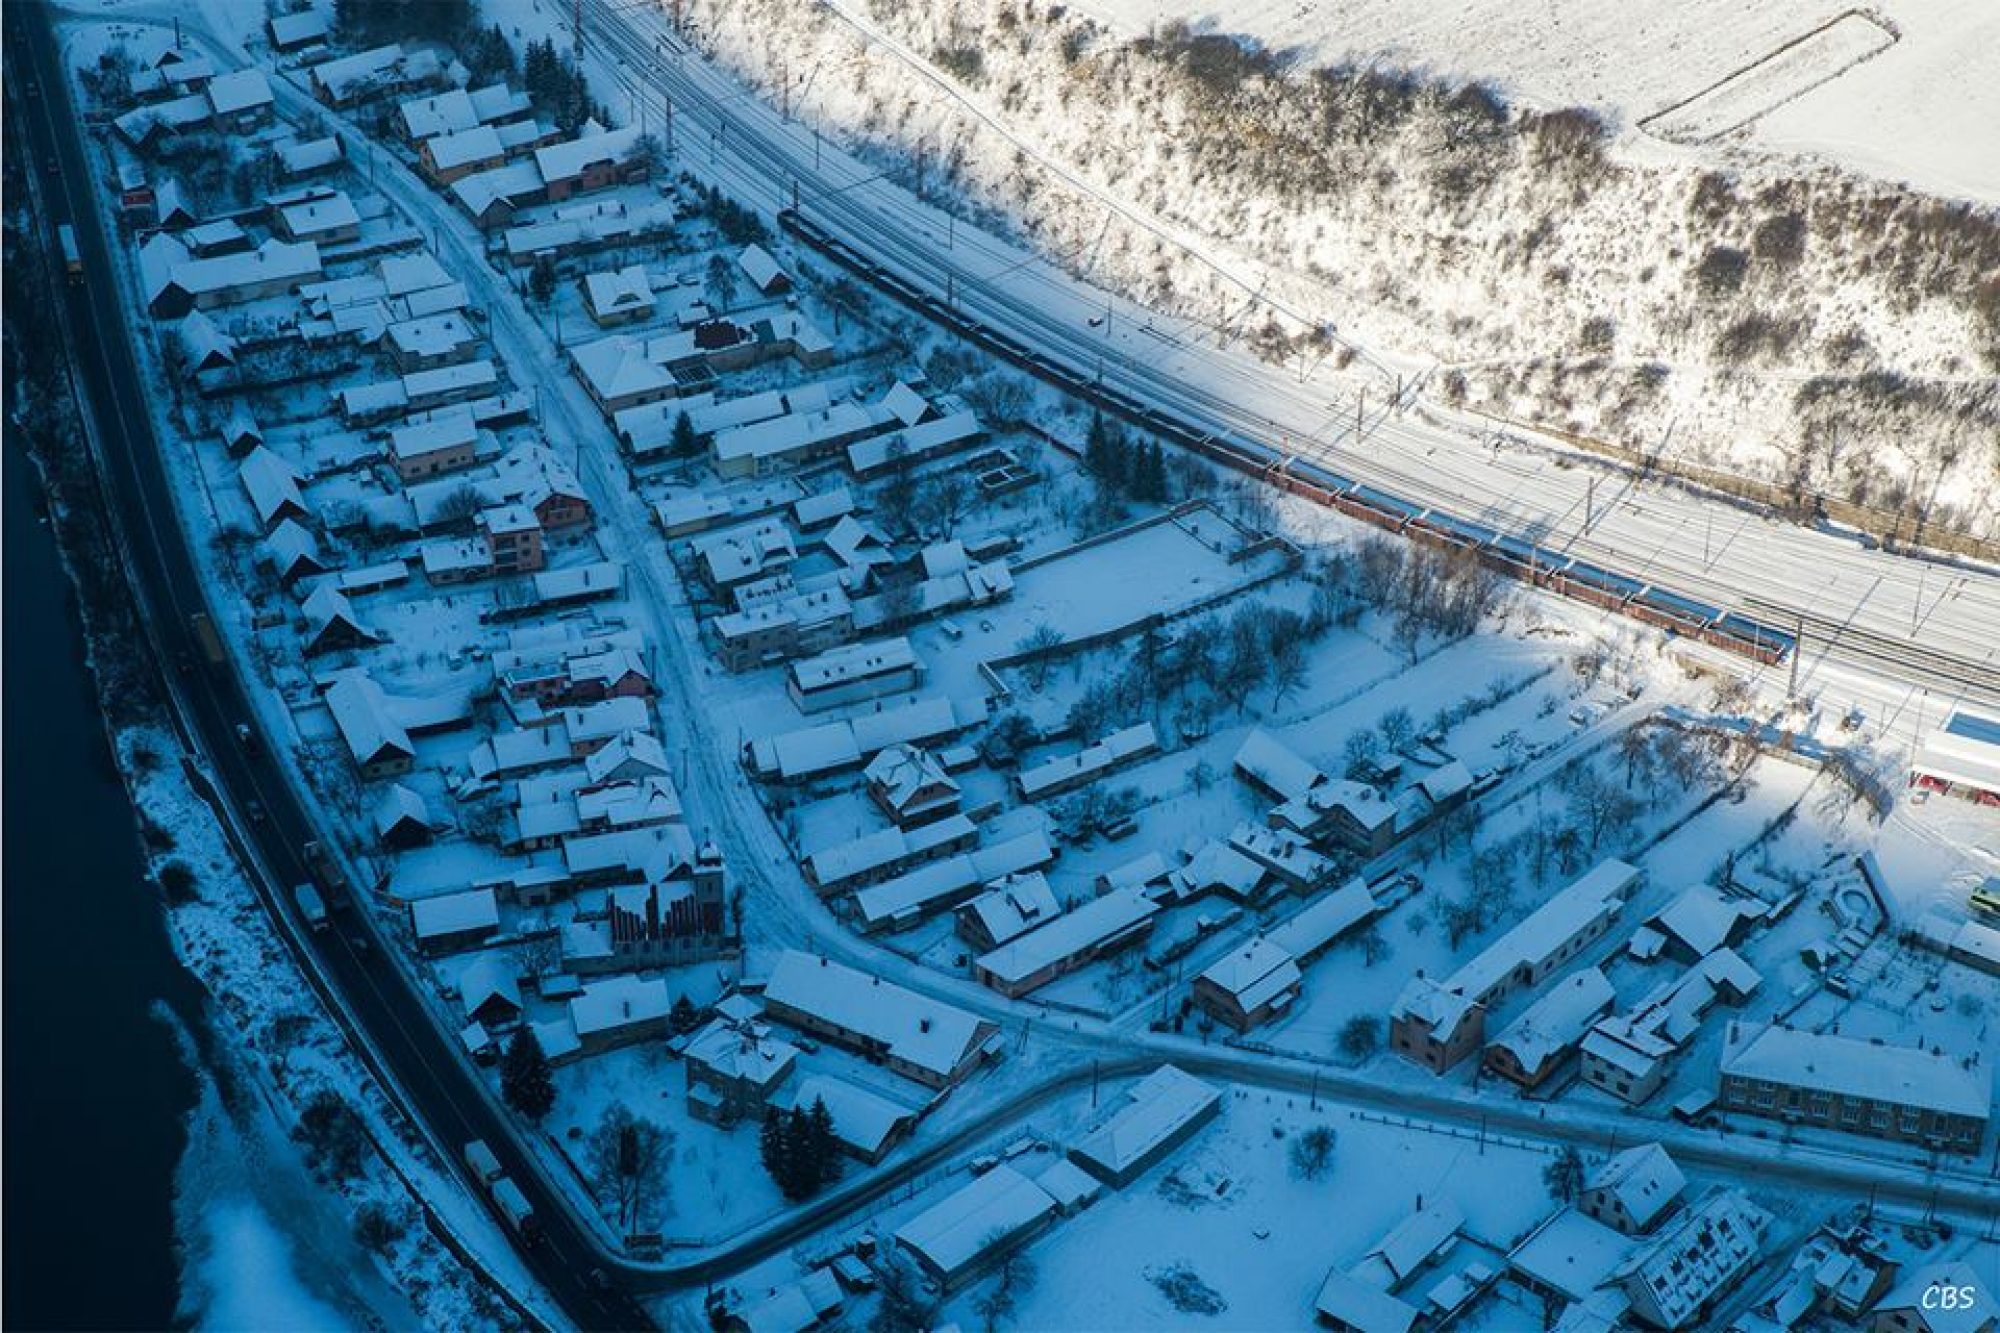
[582,0,2000,711]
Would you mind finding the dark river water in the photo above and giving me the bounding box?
[4,432,205,1330]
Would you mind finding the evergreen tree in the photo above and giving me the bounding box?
[759,1106,786,1186]
[1083,410,1120,485]
[670,410,697,458]
[500,1028,556,1121]
[668,993,701,1035]
[808,1096,842,1186]
[529,254,557,305]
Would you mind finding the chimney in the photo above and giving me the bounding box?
[920,1018,932,1033]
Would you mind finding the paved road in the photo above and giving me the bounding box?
[582,0,2000,710]
[9,10,648,1328]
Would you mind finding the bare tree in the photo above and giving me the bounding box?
[973,1244,1038,1333]
[1015,623,1064,689]
[587,1103,673,1232]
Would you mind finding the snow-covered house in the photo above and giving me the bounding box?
[758,950,999,1089]
[1870,1261,2000,1333]
[582,265,655,327]
[310,44,446,109]
[787,637,921,714]
[894,1165,1057,1291]
[851,830,1054,935]
[534,125,647,201]
[324,672,414,779]
[1579,1144,1685,1237]
[1015,723,1160,802]
[1270,774,1398,856]
[267,10,331,54]
[1579,947,1759,1104]
[1717,1022,1991,1153]
[1482,965,1616,1088]
[1611,1188,1770,1330]
[300,583,380,656]
[863,744,960,827]
[1390,860,1638,1073]
[147,240,323,318]
[1069,1065,1221,1187]
[683,1016,798,1125]
[570,974,672,1056]
[459,952,524,1029]
[410,887,500,956]
[972,888,1159,999]
[1192,936,1303,1032]
[372,783,434,849]
[204,69,275,133]
[768,1075,917,1165]
[1628,884,1766,964]
[263,519,325,584]
[1910,706,2000,806]
[1227,824,1332,891]
[237,445,309,528]
[956,872,1063,953]
[736,243,792,296]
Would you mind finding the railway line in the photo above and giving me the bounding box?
[583,0,2000,709]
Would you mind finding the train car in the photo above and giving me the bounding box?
[1628,586,1720,637]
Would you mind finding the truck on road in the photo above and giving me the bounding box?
[293,882,329,932]
[57,223,82,282]
[463,1140,541,1245]
[189,611,225,664]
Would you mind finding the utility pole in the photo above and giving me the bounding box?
[1585,477,1596,533]
[1355,389,1364,442]
[781,62,790,119]
[813,126,822,172]
[1786,614,1804,700]
[572,0,584,68]
[663,96,674,158]
[914,138,925,200]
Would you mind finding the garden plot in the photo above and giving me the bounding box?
[1642,11,1898,143]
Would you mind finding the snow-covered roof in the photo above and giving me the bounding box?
[1232,728,1323,800]
[1313,1269,1419,1333]
[1586,1144,1684,1231]
[736,242,789,294]
[1508,1209,1636,1304]
[976,889,1159,993]
[570,974,670,1037]
[583,264,654,318]
[410,887,499,940]
[400,87,480,140]
[1399,860,1637,1018]
[426,124,505,172]
[533,125,641,183]
[1267,878,1377,960]
[853,830,1053,931]
[894,1165,1055,1279]
[277,136,345,176]
[390,408,478,463]
[206,68,273,116]
[1489,966,1615,1078]
[793,486,855,530]
[1016,723,1159,800]
[790,637,917,693]
[864,743,957,813]
[879,380,932,428]
[1198,937,1302,1012]
[449,160,546,218]
[749,697,973,781]
[325,672,412,766]
[1070,1066,1220,1180]
[1033,1157,1103,1213]
[714,400,885,468]
[1720,1022,1991,1120]
[960,872,1062,948]
[154,241,321,309]
[1876,1261,2000,1329]
[373,783,430,836]
[570,334,677,404]
[238,446,306,526]
[1370,1197,1465,1281]
[268,10,331,48]
[264,518,323,578]
[770,1074,917,1158]
[1644,884,1764,958]
[1912,706,2000,795]
[763,950,991,1082]
[684,1016,798,1087]
[459,951,522,1017]
[1611,1189,1769,1326]
[845,409,984,474]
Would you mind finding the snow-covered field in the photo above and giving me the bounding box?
[1072,0,2000,203]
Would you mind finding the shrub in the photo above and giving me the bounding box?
[1752,211,1807,267]
[1695,245,1749,298]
